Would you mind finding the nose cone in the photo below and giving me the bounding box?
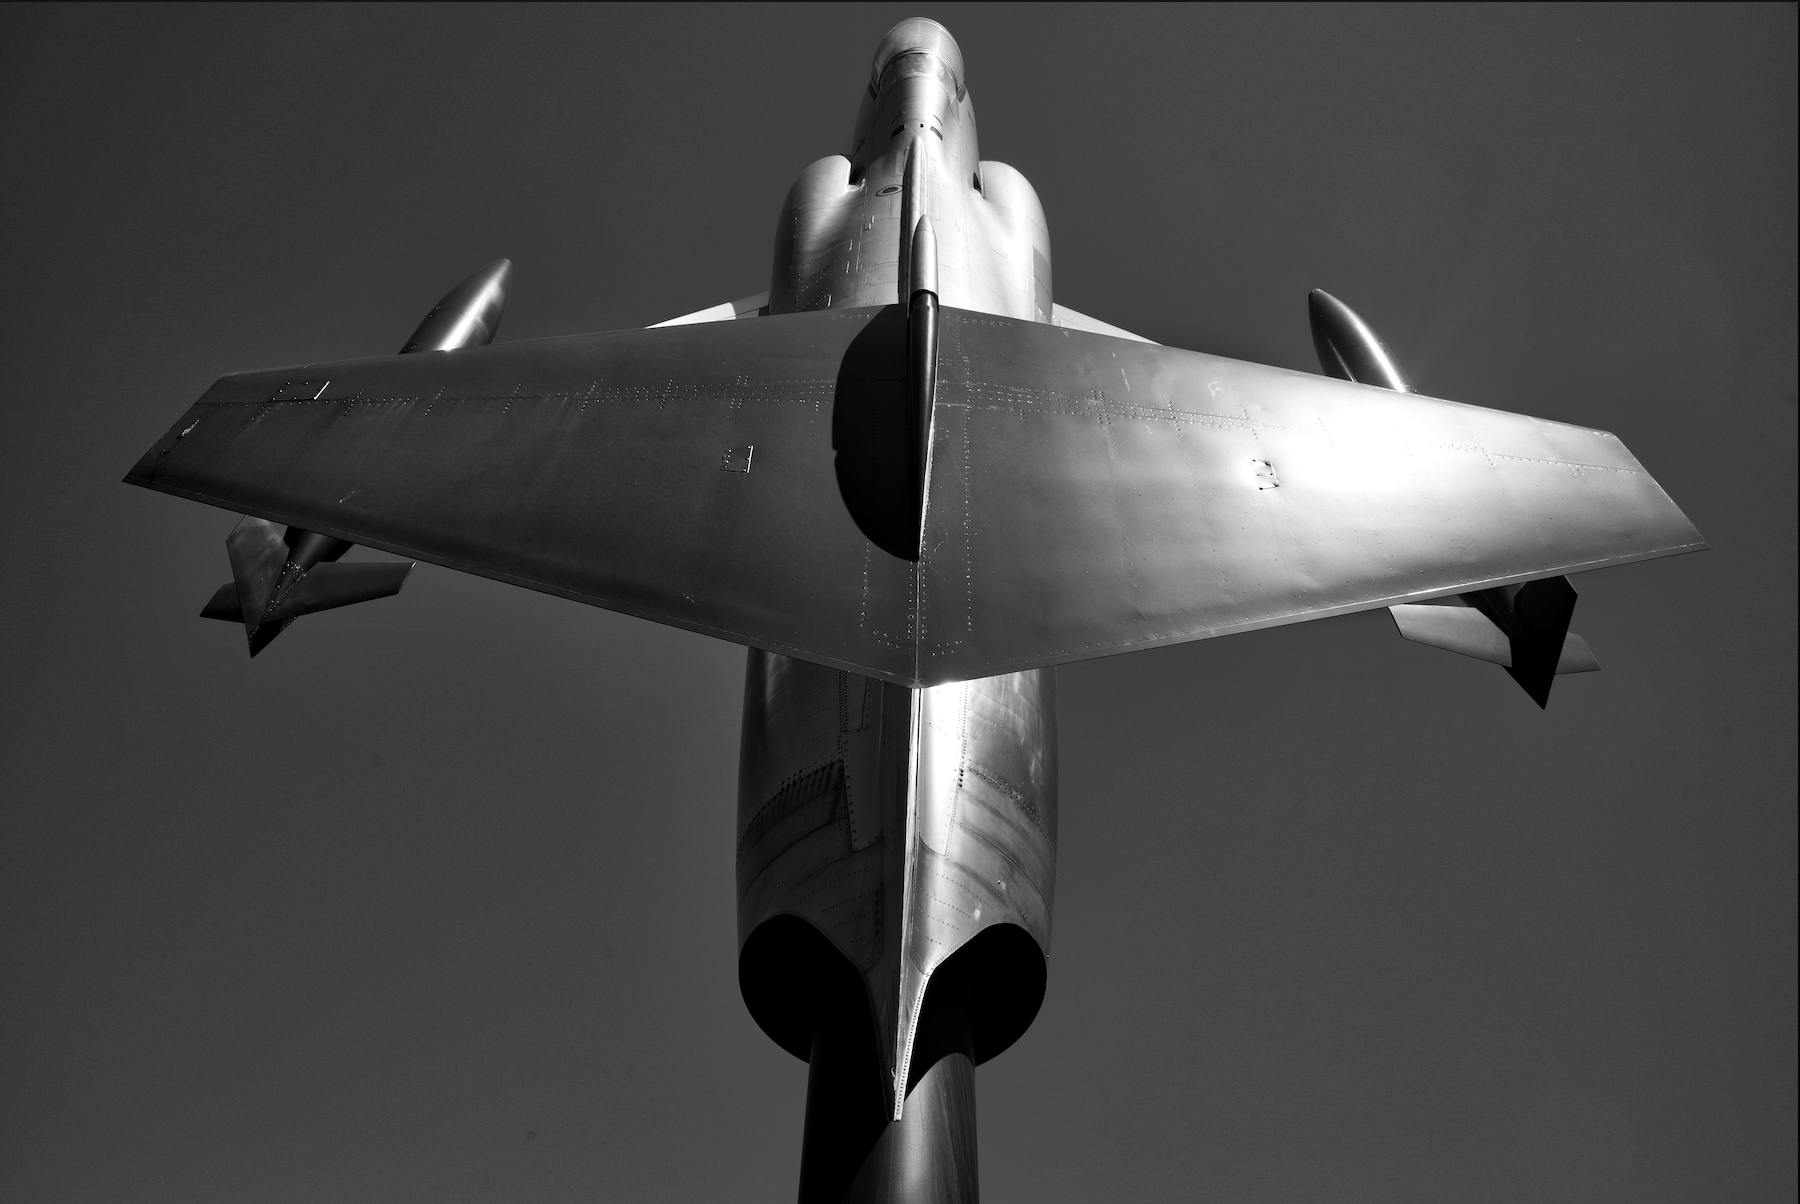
[401,258,512,354]
[871,17,965,96]
[1307,288,1415,393]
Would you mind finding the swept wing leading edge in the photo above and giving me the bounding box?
[126,305,1703,686]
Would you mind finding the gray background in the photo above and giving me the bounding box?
[2,4,1793,1201]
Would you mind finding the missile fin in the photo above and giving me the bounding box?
[1310,288,1604,707]
[271,561,414,622]
[224,515,288,646]
[199,582,242,622]
[1492,575,1579,708]
[1391,600,1601,675]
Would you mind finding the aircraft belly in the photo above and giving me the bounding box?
[737,654,1056,1116]
[738,132,1056,1118]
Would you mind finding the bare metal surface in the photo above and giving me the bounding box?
[1307,287,1615,705]
[205,262,510,655]
[222,515,291,647]
[770,24,1048,323]
[915,315,1702,681]
[200,562,411,625]
[908,216,941,537]
[400,258,512,353]
[735,653,1055,1120]
[126,305,1703,686]
[910,216,939,300]
[1050,302,1157,345]
[843,1052,979,1204]
[893,673,1055,1105]
[649,291,767,328]
[742,30,1052,1177]
[1390,602,1600,673]
[1309,287,1414,392]
[737,654,908,1031]
[123,15,1710,1201]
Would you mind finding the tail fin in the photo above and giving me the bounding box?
[1390,600,1600,676]
[275,562,413,618]
[203,516,412,654]
[1391,579,1601,709]
[1309,289,1604,708]
[199,562,414,625]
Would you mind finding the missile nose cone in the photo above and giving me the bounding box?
[401,258,512,354]
[1307,288,1414,393]
[1307,287,1344,327]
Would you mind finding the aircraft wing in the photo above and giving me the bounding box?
[127,305,1702,686]
[1050,303,1157,344]
[649,292,768,328]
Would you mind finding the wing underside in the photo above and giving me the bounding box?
[127,306,1703,685]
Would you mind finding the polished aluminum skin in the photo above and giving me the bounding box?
[741,24,1057,1150]
[401,258,512,354]
[1308,287,1605,706]
[734,657,1055,1108]
[122,16,1708,1203]
[1308,287,1414,392]
[197,260,511,654]
[201,516,410,654]
[770,22,1050,323]
[128,299,1704,686]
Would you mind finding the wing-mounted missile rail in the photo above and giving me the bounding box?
[1308,288,1600,707]
[200,259,513,655]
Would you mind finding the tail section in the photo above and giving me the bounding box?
[1391,588,1601,707]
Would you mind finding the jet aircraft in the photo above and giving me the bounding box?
[124,18,1703,1204]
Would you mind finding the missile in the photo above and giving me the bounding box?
[200,520,411,655]
[1307,288,1598,707]
[1308,288,1414,393]
[401,258,512,353]
[202,260,513,655]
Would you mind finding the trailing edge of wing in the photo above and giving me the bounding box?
[126,306,1703,686]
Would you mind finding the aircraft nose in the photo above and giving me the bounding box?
[870,17,965,100]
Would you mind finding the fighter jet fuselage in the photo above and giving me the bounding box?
[739,20,1063,1201]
